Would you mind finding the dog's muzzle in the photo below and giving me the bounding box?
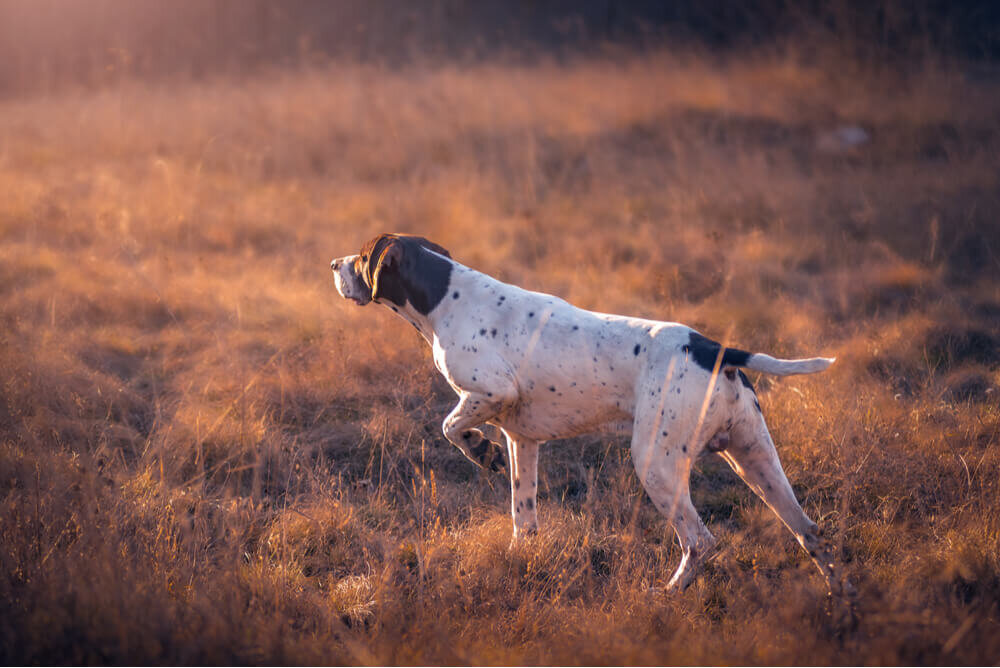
[331,257,371,306]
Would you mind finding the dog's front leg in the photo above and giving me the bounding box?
[442,392,509,475]
[503,432,540,542]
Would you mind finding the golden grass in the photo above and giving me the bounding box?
[1,49,999,663]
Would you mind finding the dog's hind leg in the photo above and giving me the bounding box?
[630,423,716,592]
[720,413,854,596]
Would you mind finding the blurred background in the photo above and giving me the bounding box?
[2,0,999,95]
[2,1,1000,664]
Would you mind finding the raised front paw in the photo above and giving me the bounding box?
[462,429,507,476]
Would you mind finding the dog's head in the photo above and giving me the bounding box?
[331,234,452,314]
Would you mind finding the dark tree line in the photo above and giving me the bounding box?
[1,0,997,94]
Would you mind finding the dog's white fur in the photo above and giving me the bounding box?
[332,234,849,593]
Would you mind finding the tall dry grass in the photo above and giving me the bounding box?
[1,49,999,663]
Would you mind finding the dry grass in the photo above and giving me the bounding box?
[1,49,999,664]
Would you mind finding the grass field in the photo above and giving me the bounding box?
[2,49,999,664]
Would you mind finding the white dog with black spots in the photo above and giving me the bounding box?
[332,233,852,595]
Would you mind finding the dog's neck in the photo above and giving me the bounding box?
[376,297,435,343]
[376,256,496,346]
[371,247,462,344]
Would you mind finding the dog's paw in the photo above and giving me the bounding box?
[462,430,507,476]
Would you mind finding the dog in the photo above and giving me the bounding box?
[332,233,850,593]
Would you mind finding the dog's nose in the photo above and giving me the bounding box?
[331,258,341,271]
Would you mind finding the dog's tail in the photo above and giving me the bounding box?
[743,353,835,376]
[684,331,835,377]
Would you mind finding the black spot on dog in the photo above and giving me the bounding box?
[528,312,534,318]
[515,478,521,489]
[549,386,556,392]
[491,328,497,337]
[525,498,534,510]
[633,344,641,356]
[737,370,756,393]
[682,331,752,372]
[682,445,688,453]
[453,291,460,299]
[724,367,736,381]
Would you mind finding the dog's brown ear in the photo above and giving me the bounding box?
[371,237,404,303]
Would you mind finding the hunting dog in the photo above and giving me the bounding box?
[332,233,850,593]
